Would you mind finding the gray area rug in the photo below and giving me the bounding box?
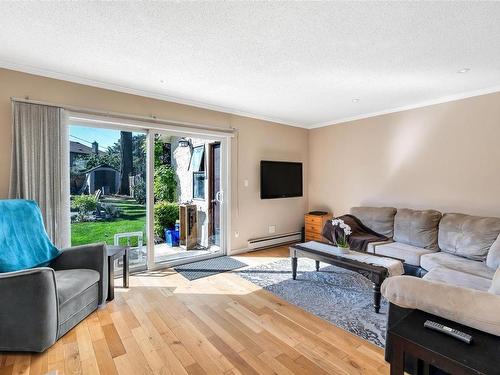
[237,258,388,347]
[175,256,247,281]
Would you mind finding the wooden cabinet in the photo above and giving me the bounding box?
[304,212,333,242]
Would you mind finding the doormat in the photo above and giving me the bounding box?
[174,256,247,281]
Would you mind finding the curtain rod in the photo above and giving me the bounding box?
[11,97,236,135]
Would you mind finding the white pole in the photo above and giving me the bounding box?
[146,131,156,269]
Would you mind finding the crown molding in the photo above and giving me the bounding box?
[2,60,499,131]
[307,85,500,129]
[0,59,307,129]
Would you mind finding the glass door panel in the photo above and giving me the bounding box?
[68,124,148,272]
[152,132,225,266]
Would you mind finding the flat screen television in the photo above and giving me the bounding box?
[260,161,303,199]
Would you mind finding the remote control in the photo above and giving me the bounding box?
[424,320,472,344]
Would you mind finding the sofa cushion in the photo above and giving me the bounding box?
[350,207,397,237]
[438,213,500,261]
[55,269,100,328]
[423,267,491,292]
[489,268,500,295]
[393,208,442,250]
[373,242,435,266]
[420,252,496,280]
[486,235,500,270]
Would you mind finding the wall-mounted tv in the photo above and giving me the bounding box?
[260,161,303,199]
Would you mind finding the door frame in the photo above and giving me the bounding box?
[208,142,221,246]
[67,112,233,271]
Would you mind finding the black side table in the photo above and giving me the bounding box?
[106,245,130,301]
[387,309,500,375]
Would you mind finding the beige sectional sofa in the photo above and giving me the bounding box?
[351,206,500,287]
[351,207,500,372]
[350,206,500,337]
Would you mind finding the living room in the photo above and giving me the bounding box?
[1,2,499,375]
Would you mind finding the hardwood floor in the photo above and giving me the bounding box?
[0,246,389,375]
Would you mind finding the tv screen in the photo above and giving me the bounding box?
[260,161,303,199]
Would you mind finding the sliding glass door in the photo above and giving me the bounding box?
[67,115,229,270]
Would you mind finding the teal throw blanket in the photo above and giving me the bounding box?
[0,199,61,273]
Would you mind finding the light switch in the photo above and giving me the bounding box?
[243,179,249,187]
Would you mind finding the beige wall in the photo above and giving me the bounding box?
[0,68,308,252]
[309,92,500,218]
[3,66,499,253]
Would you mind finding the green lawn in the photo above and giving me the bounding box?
[71,197,146,246]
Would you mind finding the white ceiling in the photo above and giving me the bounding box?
[1,2,500,128]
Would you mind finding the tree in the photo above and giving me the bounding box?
[154,165,177,202]
[84,152,120,171]
[133,134,146,177]
[119,131,133,195]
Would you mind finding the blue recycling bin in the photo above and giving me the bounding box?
[164,228,179,247]
[174,222,180,244]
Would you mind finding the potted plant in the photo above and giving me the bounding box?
[331,218,352,253]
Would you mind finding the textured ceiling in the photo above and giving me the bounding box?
[1,2,500,128]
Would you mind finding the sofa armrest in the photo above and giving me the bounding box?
[0,268,58,352]
[51,242,108,304]
[382,276,500,336]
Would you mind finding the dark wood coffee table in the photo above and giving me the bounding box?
[290,242,404,313]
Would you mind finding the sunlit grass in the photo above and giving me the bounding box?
[71,197,147,246]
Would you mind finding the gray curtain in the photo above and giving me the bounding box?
[9,101,70,248]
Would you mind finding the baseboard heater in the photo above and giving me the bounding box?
[247,231,302,251]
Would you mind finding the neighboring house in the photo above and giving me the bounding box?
[70,141,102,169]
[70,141,108,194]
[83,164,121,195]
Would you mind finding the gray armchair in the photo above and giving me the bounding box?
[0,243,108,352]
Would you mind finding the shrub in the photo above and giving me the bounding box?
[154,201,179,236]
[100,203,122,219]
[132,177,146,205]
[72,194,98,222]
[154,165,177,202]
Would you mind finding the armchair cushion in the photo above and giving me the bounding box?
[51,242,108,304]
[55,269,99,338]
[0,199,60,272]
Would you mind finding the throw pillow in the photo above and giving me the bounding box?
[489,267,500,295]
[486,234,500,270]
